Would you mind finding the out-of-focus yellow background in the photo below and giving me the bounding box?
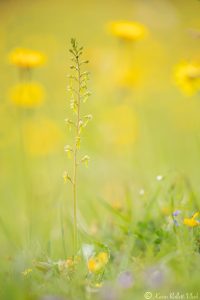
[1,0,200,255]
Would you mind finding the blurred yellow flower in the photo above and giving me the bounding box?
[98,252,109,264]
[161,206,170,216]
[94,283,102,288]
[183,212,200,227]
[10,82,45,108]
[88,258,99,272]
[58,258,75,273]
[87,252,109,273]
[108,21,147,41]
[66,258,75,268]
[115,66,141,89]
[23,118,63,156]
[111,199,123,211]
[9,48,46,68]
[104,105,138,147]
[21,268,32,276]
[174,61,200,96]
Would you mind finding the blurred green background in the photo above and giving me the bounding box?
[1,0,200,258]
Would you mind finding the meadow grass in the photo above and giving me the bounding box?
[1,1,200,299]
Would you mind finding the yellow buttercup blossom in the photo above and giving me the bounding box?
[108,21,147,41]
[88,258,100,273]
[10,82,45,108]
[87,252,109,273]
[22,118,63,156]
[9,48,46,68]
[174,61,200,96]
[183,212,200,227]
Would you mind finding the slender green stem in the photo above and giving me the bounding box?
[72,56,81,255]
[67,39,91,257]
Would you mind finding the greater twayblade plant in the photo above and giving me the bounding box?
[64,38,92,257]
